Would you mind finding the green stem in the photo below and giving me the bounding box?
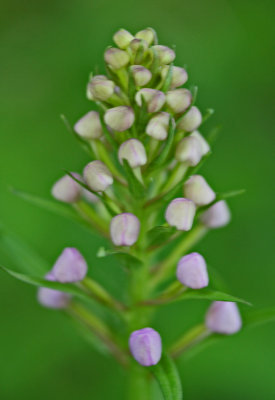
[150,224,208,290]
[169,324,211,358]
[128,362,151,400]
[73,201,109,237]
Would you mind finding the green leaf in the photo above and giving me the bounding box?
[147,118,175,172]
[122,159,145,199]
[99,112,119,150]
[60,114,95,158]
[175,288,251,306]
[97,246,143,269]
[128,67,136,104]
[161,354,183,400]
[197,189,246,217]
[162,63,173,92]
[0,265,92,301]
[11,188,86,226]
[151,363,173,400]
[243,307,275,328]
[0,224,49,275]
[202,108,215,124]
[146,225,176,248]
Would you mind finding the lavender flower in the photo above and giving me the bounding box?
[205,301,242,334]
[176,252,209,289]
[104,106,135,132]
[165,198,196,231]
[129,328,162,366]
[200,200,231,228]
[184,175,216,206]
[37,272,71,309]
[83,160,113,192]
[52,248,88,283]
[110,213,140,246]
[51,173,82,203]
[130,65,152,87]
[190,131,210,155]
[118,139,147,168]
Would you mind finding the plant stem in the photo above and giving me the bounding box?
[73,201,109,237]
[150,224,208,290]
[128,362,151,400]
[169,324,211,358]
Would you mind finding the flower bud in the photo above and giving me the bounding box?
[87,76,115,101]
[145,112,170,141]
[177,106,202,132]
[129,38,148,53]
[176,252,209,289]
[129,328,162,366]
[151,45,175,65]
[205,301,242,334]
[161,65,188,89]
[118,139,147,168]
[166,89,192,114]
[74,111,103,140]
[51,173,82,203]
[113,29,134,49]
[190,131,210,155]
[165,198,196,231]
[135,89,166,113]
[184,175,216,206]
[52,248,88,283]
[130,65,152,87]
[135,28,155,46]
[37,272,71,309]
[110,213,140,246]
[104,48,130,70]
[175,136,203,166]
[200,200,231,228]
[104,106,135,132]
[83,160,113,192]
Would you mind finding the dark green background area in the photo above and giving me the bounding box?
[0,0,274,399]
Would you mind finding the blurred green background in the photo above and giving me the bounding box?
[0,0,274,399]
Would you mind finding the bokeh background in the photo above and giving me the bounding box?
[0,0,274,399]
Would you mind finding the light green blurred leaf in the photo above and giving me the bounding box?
[146,225,176,248]
[97,246,142,268]
[122,159,145,199]
[176,288,251,306]
[151,353,182,400]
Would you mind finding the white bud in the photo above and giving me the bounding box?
[104,48,130,70]
[52,248,88,283]
[130,65,152,87]
[104,106,135,132]
[151,45,175,65]
[135,28,155,46]
[113,29,134,49]
[184,175,216,206]
[190,131,210,155]
[165,198,196,231]
[161,66,188,89]
[205,301,242,334]
[177,252,209,289]
[200,200,231,228]
[175,136,203,166]
[83,161,113,192]
[166,89,192,114]
[118,139,147,168]
[177,106,202,132]
[110,213,140,246]
[51,173,82,203]
[74,111,103,140]
[145,112,170,141]
[135,89,166,113]
[87,76,115,101]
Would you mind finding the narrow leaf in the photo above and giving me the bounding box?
[161,354,183,400]
[99,112,119,150]
[151,363,173,400]
[128,67,136,104]
[97,246,142,268]
[122,159,145,199]
[162,63,173,92]
[146,225,176,248]
[174,288,251,306]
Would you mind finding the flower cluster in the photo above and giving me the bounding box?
[35,27,243,394]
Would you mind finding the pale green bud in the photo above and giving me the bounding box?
[151,45,175,65]
[145,112,170,141]
[74,111,102,140]
[184,175,216,206]
[104,48,130,70]
[118,139,147,168]
[113,29,134,49]
[135,28,155,46]
[175,136,202,166]
[104,106,135,132]
[177,106,202,132]
[83,161,113,192]
[166,89,192,114]
[129,38,148,53]
[130,65,152,87]
[87,76,115,101]
[190,131,210,155]
[161,66,188,89]
[135,89,166,113]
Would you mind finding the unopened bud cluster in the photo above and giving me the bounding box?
[39,27,241,374]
